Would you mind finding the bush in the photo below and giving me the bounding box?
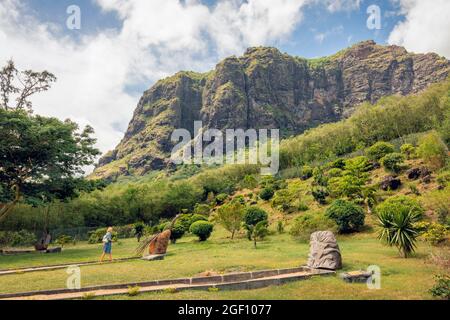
[133,222,145,242]
[259,187,274,201]
[215,193,229,205]
[290,212,338,242]
[325,199,365,233]
[240,175,258,189]
[244,207,268,226]
[190,214,208,224]
[400,143,416,159]
[301,165,313,180]
[366,141,395,161]
[170,222,186,243]
[271,189,296,213]
[417,131,449,170]
[88,228,118,244]
[380,153,405,173]
[415,221,448,246]
[0,230,37,247]
[55,235,74,247]
[189,221,213,241]
[193,203,211,216]
[312,187,328,205]
[277,221,284,234]
[429,275,450,300]
[326,168,343,178]
[328,158,346,170]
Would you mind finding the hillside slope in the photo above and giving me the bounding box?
[93,40,449,179]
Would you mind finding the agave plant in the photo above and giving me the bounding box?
[377,208,422,258]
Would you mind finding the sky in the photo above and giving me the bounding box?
[1,0,450,166]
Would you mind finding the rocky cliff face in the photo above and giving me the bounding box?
[93,40,450,179]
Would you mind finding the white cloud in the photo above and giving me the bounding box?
[388,0,450,58]
[0,0,308,169]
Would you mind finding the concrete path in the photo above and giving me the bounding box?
[0,267,334,300]
[0,257,140,276]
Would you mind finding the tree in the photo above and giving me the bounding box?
[376,195,424,258]
[0,109,100,222]
[325,199,365,233]
[215,201,245,239]
[133,222,145,242]
[0,60,56,111]
[249,220,269,248]
[400,143,416,160]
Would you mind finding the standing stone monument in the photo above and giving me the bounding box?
[307,231,342,270]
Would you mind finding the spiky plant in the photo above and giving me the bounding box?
[377,208,421,258]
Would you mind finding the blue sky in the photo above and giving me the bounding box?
[24,0,403,59]
[1,0,449,155]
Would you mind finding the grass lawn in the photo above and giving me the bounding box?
[0,225,447,299]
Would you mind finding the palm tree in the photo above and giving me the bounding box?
[377,208,421,258]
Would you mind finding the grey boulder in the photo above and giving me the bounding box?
[307,231,342,270]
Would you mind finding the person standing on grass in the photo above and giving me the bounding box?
[100,227,113,262]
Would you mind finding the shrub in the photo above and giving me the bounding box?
[127,286,140,297]
[417,131,449,170]
[380,153,405,173]
[170,223,186,243]
[259,187,274,201]
[312,187,328,205]
[328,175,365,199]
[325,199,365,233]
[215,193,229,205]
[376,195,424,258]
[249,220,269,248]
[0,230,37,247]
[177,214,194,232]
[290,212,338,242]
[277,221,284,234]
[400,143,416,159]
[301,165,313,180]
[133,222,145,242]
[189,221,213,241]
[215,201,245,239]
[88,228,118,244]
[271,189,295,213]
[240,175,258,189]
[189,214,208,226]
[415,221,448,246]
[366,141,395,161]
[193,203,211,216]
[244,207,268,226]
[297,202,309,211]
[313,166,328,186]
[328,158,346,169]
[327,168,343,178]
[429,275,450,300]
[55,235,73,248]
[232,195,246,205]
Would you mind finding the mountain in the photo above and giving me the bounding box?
[92,40,450,180]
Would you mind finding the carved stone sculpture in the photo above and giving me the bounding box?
[307,231,342,270]
[148,229,171,255]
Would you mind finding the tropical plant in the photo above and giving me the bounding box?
[376,196,424,258]
[133,222,145,242]
[429,274,450,300]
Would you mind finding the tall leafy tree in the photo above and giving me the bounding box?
[0,60,100,223]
